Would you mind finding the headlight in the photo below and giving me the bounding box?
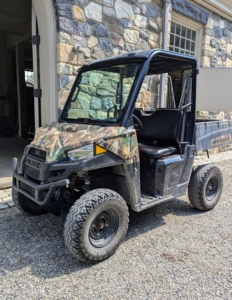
[67,144,93,161]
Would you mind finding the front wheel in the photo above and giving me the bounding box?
[64,189,129,263]
[12,188,47,215]
[188,164,223,211]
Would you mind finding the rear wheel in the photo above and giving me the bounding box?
[12,188,47,215]
[188,164,223,211]
[64,189,129,263]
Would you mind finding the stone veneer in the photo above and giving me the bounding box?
[54,0,163,113]
[54,0,232,122]
[170,1,232,156]
[171,0,209,25]
[198,9,232,121]
[201,12,232,69]
[67,68,134,119]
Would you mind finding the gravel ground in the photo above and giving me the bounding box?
[0,160,232,300]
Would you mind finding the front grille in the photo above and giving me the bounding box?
[29,148,46,161]
[24,165,40,180]
[20,182,35,196]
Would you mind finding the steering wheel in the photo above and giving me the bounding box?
[133,114,143,130]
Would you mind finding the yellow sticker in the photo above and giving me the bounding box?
[95,145,107,155]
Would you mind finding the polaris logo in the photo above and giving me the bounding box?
[26,158,41,169]
[211,134,232,146]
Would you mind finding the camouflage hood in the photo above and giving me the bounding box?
[30,122,139,162]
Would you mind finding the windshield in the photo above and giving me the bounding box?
[61,62,142,124]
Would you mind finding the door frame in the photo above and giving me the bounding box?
[31,6,40,130]
[32,0,57,128]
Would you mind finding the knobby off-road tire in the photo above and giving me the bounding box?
[188,164,223,211]
[12,188,47,216]
[64,188,129,263]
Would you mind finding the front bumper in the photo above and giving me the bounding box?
[12,157,69,215]
[12,150,125,215]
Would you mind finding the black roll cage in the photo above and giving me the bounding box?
[59,49,198,145]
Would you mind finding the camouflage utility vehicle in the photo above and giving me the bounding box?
[13,50,224,263]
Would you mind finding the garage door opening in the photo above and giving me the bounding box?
[0,0,40,138]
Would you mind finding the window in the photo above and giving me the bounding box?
[25,70,34,87]
[135,74,160,111]
[170,22,196,56]
[170,13,203,64]
[135,53,194,111]
[61,62,142,124]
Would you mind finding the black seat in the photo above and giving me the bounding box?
[138,144,177,159]
[134,109,182,159]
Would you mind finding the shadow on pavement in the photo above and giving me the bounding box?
[0,197,202,279]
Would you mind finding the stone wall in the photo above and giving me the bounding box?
[135,74,160,110]
[201,12,232,69]
[160,0,232,156]
[171,1,232,121]
[54,0,163,112]
[67,68,134,119]
[54,0,232,122]
[196,111,232,121]
[190,1,232,121]
[199,9,232,121]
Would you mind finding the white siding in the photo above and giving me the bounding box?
[196,67,232,111]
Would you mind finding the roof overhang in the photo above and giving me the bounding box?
[194,0,232,21]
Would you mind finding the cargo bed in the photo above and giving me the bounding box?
[195,119,232,151]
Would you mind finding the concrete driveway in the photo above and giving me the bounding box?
[0,137,28,188]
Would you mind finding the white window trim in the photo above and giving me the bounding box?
[171,13,203,66]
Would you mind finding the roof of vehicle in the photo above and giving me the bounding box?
[84,49,197,68]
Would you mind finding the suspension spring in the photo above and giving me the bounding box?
[82,171,94,192]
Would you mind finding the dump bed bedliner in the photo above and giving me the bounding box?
[195,119,232,151]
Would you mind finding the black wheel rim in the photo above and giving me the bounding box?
[89,209,119,248]
[205,176,218,201]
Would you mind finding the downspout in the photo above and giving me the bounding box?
[159,0,172,107]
